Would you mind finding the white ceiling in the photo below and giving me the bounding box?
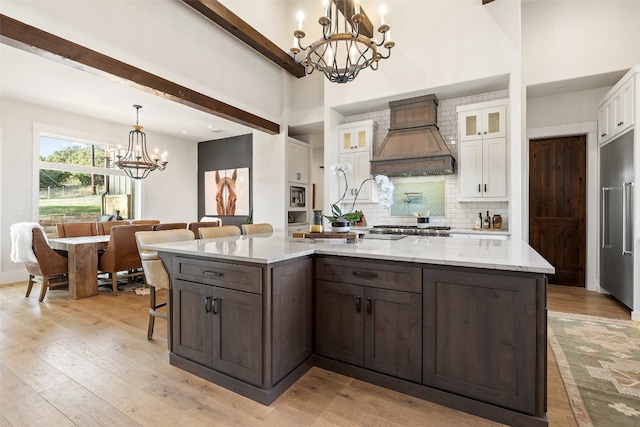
[0,44,254,143]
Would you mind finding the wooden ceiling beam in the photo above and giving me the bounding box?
[0,14,279,135]
[333,0,375,38]
[182,0,305,78]
[482,0,496,4]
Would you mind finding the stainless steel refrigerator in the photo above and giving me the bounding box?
[600,130,635,308]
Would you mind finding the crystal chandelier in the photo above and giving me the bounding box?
[106,105,167,180]
[290,0,394,84]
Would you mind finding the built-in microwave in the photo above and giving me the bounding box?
[290,185,306,208]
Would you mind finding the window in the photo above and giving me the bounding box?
[38,134,134,234]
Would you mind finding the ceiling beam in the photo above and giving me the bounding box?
[182,0,305,78]
[0,14,280,135]
[333,0,374,38]
[482,0,496,4]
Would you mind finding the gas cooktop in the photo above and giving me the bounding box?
[369,225,451,237]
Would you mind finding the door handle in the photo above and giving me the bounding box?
[622,182,634,255]
[601,187,612,248]
[355,296,362,313]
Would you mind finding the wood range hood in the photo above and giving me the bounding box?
[371,95,456,176]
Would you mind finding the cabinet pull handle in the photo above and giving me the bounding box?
[212,297,218,315]
[353,271,377,279]
[204,296,212,313]
[484,184,487,192]
[203,270,224,277]
[355,296,362,312]
[366,297,372,314]
[478,184,481,193]
[601,133,607,137]
[618,121,624,126]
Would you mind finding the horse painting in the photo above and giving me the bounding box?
[215,169,237,215]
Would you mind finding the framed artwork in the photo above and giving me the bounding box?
[204,168,250,216]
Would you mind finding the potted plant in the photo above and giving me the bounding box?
[325,162,395,233]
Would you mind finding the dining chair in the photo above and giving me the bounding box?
[188,221,221,239]
[152,222,187,231]
[131,219,160,225]
[98,224,153,293]
[199,225,241,238]
[25,228,69,302]
[56,221,98,237]
[97,220,130,235]
[135,229,195,342]
[241,223,274,235]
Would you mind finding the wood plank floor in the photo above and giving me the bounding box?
[0,281,631,426]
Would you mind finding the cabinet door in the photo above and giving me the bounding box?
[459,110,483,142]
[597,103,611,144]
[271,259,313,384]
[339,126,370,153]
[338,151,373,202]
[459,139,484,198]
[315,280,363,365]
[482,105,506,139]
[211,286,263,386]
[423,269,539,414]
[287,141,309,184]
[364,288,422,382]
[172,279,214,367]
[482,137,507,198]
[613,79,634,137]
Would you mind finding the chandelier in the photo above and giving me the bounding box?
[106,105,167,180]
[290,0,394,84]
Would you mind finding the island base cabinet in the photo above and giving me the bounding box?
[173,279,263,387]
[315,279,422,382]
[423,268,544,416]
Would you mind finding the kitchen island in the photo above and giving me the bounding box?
[149,233,554,427]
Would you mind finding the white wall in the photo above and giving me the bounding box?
[527,87,610,128]
[0,98,196,284]
[522,0,640,86]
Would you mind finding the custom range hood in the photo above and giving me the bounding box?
[371,94,455,176]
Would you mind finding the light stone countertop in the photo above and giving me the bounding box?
[147,232,554,274]
[449,228,511,236]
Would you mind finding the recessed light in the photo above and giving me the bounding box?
[181,130,187,134]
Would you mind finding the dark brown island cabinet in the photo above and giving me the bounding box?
[160,252,548,427]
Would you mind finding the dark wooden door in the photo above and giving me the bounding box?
[212,286,263,386]
[364,287,422,382]
[172,279,214,367]
[315,280,363,365]
[529,135,586,286]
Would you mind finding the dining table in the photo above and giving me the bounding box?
[48,235,110,299]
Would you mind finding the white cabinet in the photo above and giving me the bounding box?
[457,100,508,201]
[458,105,506,142]
[338,120,376,153]
[337,120,378,202]
[287,138,310,184]
[598,77,635,145]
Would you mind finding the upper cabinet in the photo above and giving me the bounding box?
[337,120,378,202]
[459,105,506,142]
[287,137,310,184]
[457,100,508,201]
[339,119,376,153]
[598,77,635,145]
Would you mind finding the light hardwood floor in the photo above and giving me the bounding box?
[0,281,630,426]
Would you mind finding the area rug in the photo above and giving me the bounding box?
[548,311,640,426]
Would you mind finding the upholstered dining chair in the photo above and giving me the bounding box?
[188,221,220,239]
[241,223,274,235]
[97,220,130,235]
[131,219,160,225]
[135,229,195,342]
[56,221,98,237]
[25,228,69,302]
[152,222,187,231]
[98,224,153,293]
[199,225,241,238]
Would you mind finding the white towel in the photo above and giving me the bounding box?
[10,222,45,264]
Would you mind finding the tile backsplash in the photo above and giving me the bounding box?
[346,90,509,230]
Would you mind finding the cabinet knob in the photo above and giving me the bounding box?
[618,121,624,126]
[484,131,487,134]
[477,132,481,135]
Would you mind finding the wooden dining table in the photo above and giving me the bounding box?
[48,235,110,299]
